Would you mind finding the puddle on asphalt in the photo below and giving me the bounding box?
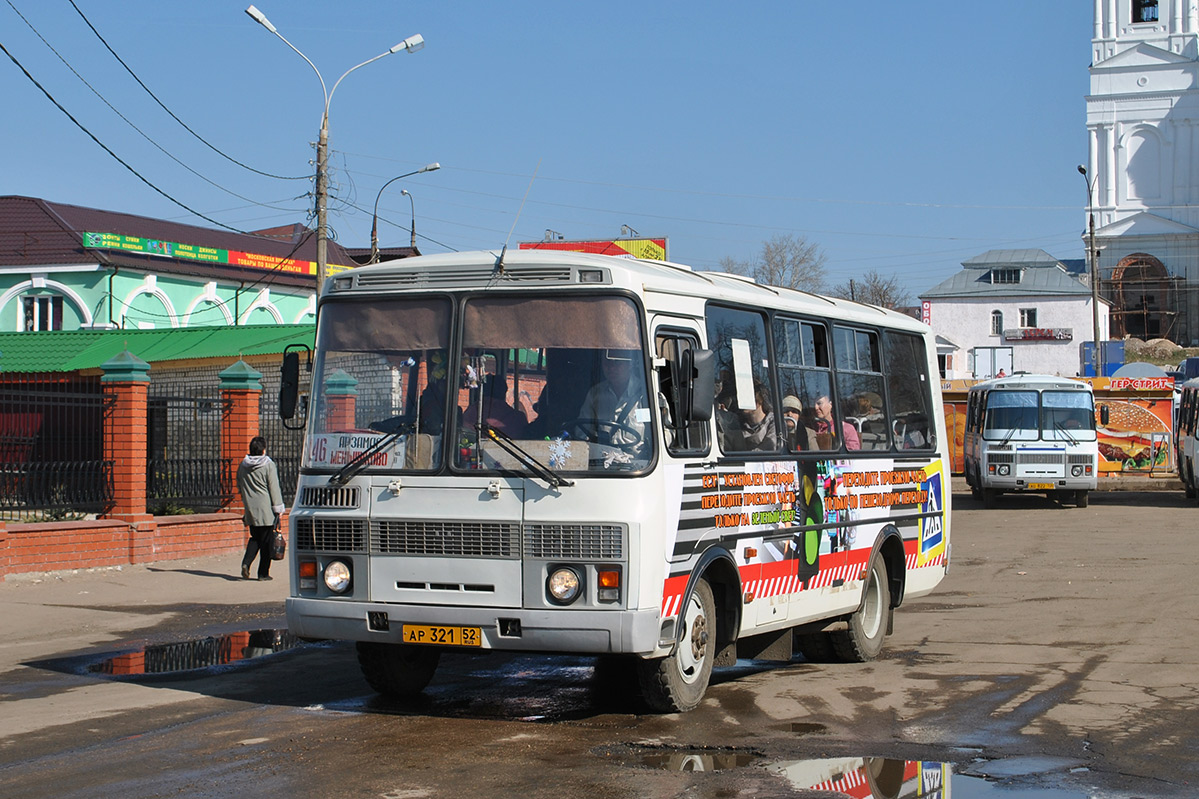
[604,749,1093,797]
[89,629,300,675]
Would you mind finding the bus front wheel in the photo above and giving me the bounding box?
[830,556,891,663]
[1076,490,1090,508]
[356,641,440,698]
[982,488,999,509]
[638,578,716,712]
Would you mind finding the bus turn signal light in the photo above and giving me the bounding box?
[598,569,620,602]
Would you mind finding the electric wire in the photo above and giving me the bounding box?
[4,0,306,215]
[0,40,260,234]
[65,0,308,182]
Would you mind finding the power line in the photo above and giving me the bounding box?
[0,39,256,234]
[4,0,305,215]
[65,0,308,182]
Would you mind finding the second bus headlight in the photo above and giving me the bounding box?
[997,464,1010,476]
[324,560,352,593]
[547,567,581,605]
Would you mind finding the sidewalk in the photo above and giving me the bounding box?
[0,551,289,674]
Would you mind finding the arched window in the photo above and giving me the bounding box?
[990,310,1003,336]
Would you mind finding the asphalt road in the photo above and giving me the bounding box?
[0,487,1195,798]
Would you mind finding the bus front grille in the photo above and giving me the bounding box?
[299,485,360,508]
[372,520,519,558]
[1067,453,1092,464]
[295,518,368,552]
[1018,452,1064,465]
[523,523,624,559]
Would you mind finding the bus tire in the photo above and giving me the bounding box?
[830,556,890,663]
[1076,490,1089,508]
[982,488,999,509]
[1187,462,1197,499]
[638,577,716,712]
[356,641,440,697]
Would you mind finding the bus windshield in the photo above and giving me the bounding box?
[982,389,1096,441]
[1041,390,1097,441]
[304,294,653,475]
[452,295,653,474]
[983,390,1039,440]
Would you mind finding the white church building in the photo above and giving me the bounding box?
[1086,0,1199,344]
[921,0,1199,377]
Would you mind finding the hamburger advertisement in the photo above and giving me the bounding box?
[1094,396,1172,472]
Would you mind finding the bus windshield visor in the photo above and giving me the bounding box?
[453,295,652,474]
[305,297,453,471]
[983,390,1039,440]
[1042,390,1097,440]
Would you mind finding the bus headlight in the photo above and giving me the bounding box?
[547,567,582,605]
[997,464,1010,476]
[324,560,352,593]
[1071,465,1084,477]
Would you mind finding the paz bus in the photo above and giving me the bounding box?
[279,249,951,712]
[963,373,1098,508]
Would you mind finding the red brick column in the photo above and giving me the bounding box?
[0,521,9,580]
[100,351,156,561]
[218,360,263,514]
[324,369,358,431]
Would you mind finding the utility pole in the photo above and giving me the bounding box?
[1079,165,1102,377]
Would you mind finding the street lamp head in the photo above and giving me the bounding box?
[419,162,440,174]
[1077,164,1088,176]
[401,189,411,197]
[391,34,425,54]
[244,5,276,33]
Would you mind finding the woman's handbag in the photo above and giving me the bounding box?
[270,519,287,560]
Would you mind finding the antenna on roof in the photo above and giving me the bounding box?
[495,159,540,276]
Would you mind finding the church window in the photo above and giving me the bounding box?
[1133,0,1159,23]
[991,310,1003,336]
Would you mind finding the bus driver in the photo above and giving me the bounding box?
[576,349,648,451]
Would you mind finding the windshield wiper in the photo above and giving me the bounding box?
[480,424,574,489]
[328,421,412,486]
[1054,419,1078,445]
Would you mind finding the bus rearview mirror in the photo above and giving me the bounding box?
[682,348,715,423]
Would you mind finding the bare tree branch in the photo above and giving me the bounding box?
[719,234,827,293]
[830,269,911,310]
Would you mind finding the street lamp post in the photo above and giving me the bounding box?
[1078,165,1102,377]
[245,5,424,291]
[401,190,416,249]
[369,163,440,263]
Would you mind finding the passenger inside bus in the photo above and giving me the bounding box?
[720,381,779,452]
[782,395,818,451]
[462,374,529,437]
[813,393,861,451]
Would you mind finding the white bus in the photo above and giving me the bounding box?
[280,249,951,712]
[1174,377,1199,498]
[963,374,1098,508]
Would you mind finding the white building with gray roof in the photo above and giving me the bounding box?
[920,249,1110,379]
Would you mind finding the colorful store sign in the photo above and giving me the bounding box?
[82,231,353,276]
[519,236,668,261]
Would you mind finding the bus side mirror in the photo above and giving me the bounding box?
[280,344,311,426]
[1100,404,1110,426]
[280,351,300,420]
[681,348,715,423]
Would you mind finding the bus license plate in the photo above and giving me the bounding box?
[402,624,482,647]
[1028,482,1054,490]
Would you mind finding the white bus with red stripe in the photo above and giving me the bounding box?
[281,249,951,712]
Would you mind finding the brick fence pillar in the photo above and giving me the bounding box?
[219,359,263,515]
[324,369,359,431]
[100,350,156,561]
[0,521,8,581]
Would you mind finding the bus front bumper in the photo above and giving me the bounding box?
[286,596,665,656]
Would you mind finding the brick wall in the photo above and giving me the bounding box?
[0,513,281,579]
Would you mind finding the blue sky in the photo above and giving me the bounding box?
[2,1,1091,299]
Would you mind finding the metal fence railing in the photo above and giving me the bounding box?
[147,371,229,514]
[0,374,111,522]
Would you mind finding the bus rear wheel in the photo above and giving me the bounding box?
[638,578,716,712]
[356,641,440,698]
[830,556,891,663]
